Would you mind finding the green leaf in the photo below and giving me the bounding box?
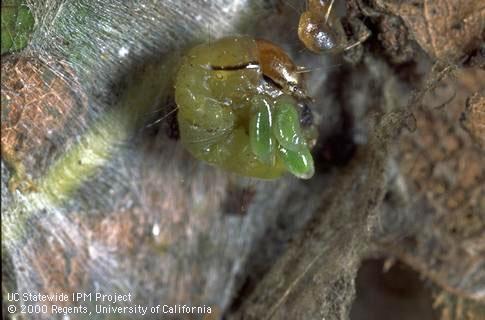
[1,0,35,55]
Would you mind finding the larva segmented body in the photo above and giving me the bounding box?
[175,37,315,179]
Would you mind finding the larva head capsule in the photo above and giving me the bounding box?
[174,36,315,179]
[255,39,309,100]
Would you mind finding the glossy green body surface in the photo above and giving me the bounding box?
[175,37,315,179]
[250,95,275,166]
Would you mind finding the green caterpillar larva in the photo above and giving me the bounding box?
[174,36,315,179]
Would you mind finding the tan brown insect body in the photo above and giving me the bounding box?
[298,0,368,54]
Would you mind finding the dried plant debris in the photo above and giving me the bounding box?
[347,0,420,64]
[461,92,485,148]
[376,14,417,64]
[350,258,439,320]
[434,291,485,320]
[375,0,485,62]
[1,55,88,186]
[22,230,90,309]
[378,67,485,302]
[229,144,390,320]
